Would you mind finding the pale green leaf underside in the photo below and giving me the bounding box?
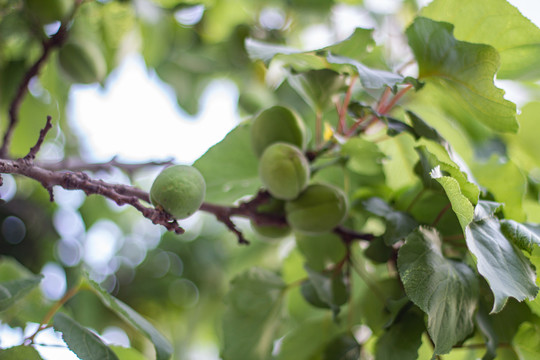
[87,279,173,360]
[398,227,478,354]
[422,0,540,79]
[53,312,119,360]
[406,17,517,133]
[465,217,538,313]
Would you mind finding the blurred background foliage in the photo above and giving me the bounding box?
[1,0,540,359]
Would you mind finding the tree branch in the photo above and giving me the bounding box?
[1,23,70,158]
[41,156,175,175]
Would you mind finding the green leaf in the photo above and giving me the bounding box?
[507,102,540,171]
[474,200,504,221]
[397,227,478,354]
[431,166,474,230]
[364,237,393,263]
[327,54,403,89]
[86,279,173,360]
[304,266,348,316]
[323,28,375,61]
[406,110,446,145]
[244,39,326,70]
[474,156,527,221]
[53,312,119,360]
[362,197,418,245]
[422,0,540,79]
[287,69,347,111]
[417,145,479,205]
[322,333,361,360]
[475,303,498,360]
[500,220,540,254]
[465,217,539,313]
[295,233,347,272]
[0,345,43,359]
[193,123,261,204]
[300,279,331,309]
[222,268,286,360]
[341,138,386,177]
[514,322,540,360]
[110,346,147,360]
[276,316,341,360]
[375,309,425,360]
[0,275,42,311]
[406,17,517,133]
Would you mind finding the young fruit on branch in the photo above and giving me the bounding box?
[251,197,291,239]
[58,39,107,84]
[150,165,206,219]
[259,143,310,200]
[24,0,73,24]
[251,105,307,157]
[285,183,348,234]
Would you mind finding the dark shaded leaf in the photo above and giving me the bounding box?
[398,227,478,354]
[501,220,540,254]
[323,333,361,360]
[53,312,119,360]
[375,309,425,360]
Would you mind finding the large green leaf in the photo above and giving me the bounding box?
[86,279,173,360]
[422,0,540,79]
[53,312,119,360]
[397,227,478,355]
[431,166,474,230]
[0,275,42,311]
[406,17,517,133]
[222,268,286,360]
[304,266,348,316]
[193,123,261,204]
[0,345,42,359]
[465,212,538,313]
[507,102,540,171]
[375,309,425,360]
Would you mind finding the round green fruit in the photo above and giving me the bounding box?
[251,105,306,157]
[250,197,291,239]
[58,39,107,84]
[259,143,310,200]
[285,183,348,234]
[150,165,206,220]
[24,0,73,24]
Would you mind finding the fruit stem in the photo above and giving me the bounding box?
[337,75,357,135]
[315,109,323,148]
[25,282,82,345]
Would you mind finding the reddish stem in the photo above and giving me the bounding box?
[379,84,413,115]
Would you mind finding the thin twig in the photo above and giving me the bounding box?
[1,23,69,158]
[24,116,52,162]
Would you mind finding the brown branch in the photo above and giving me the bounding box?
[40,156,175,175]
[1,23,70,158]
[25,116,52,162]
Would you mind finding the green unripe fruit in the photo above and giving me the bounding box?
[58,40,107,84]
[251,105,306,157]
[150,165,206,220]
[24,0,73,24]
[285,183,348,234]
[259,143,310,200]
[250,197,291,239]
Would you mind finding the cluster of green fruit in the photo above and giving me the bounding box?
[250,106,348,238]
